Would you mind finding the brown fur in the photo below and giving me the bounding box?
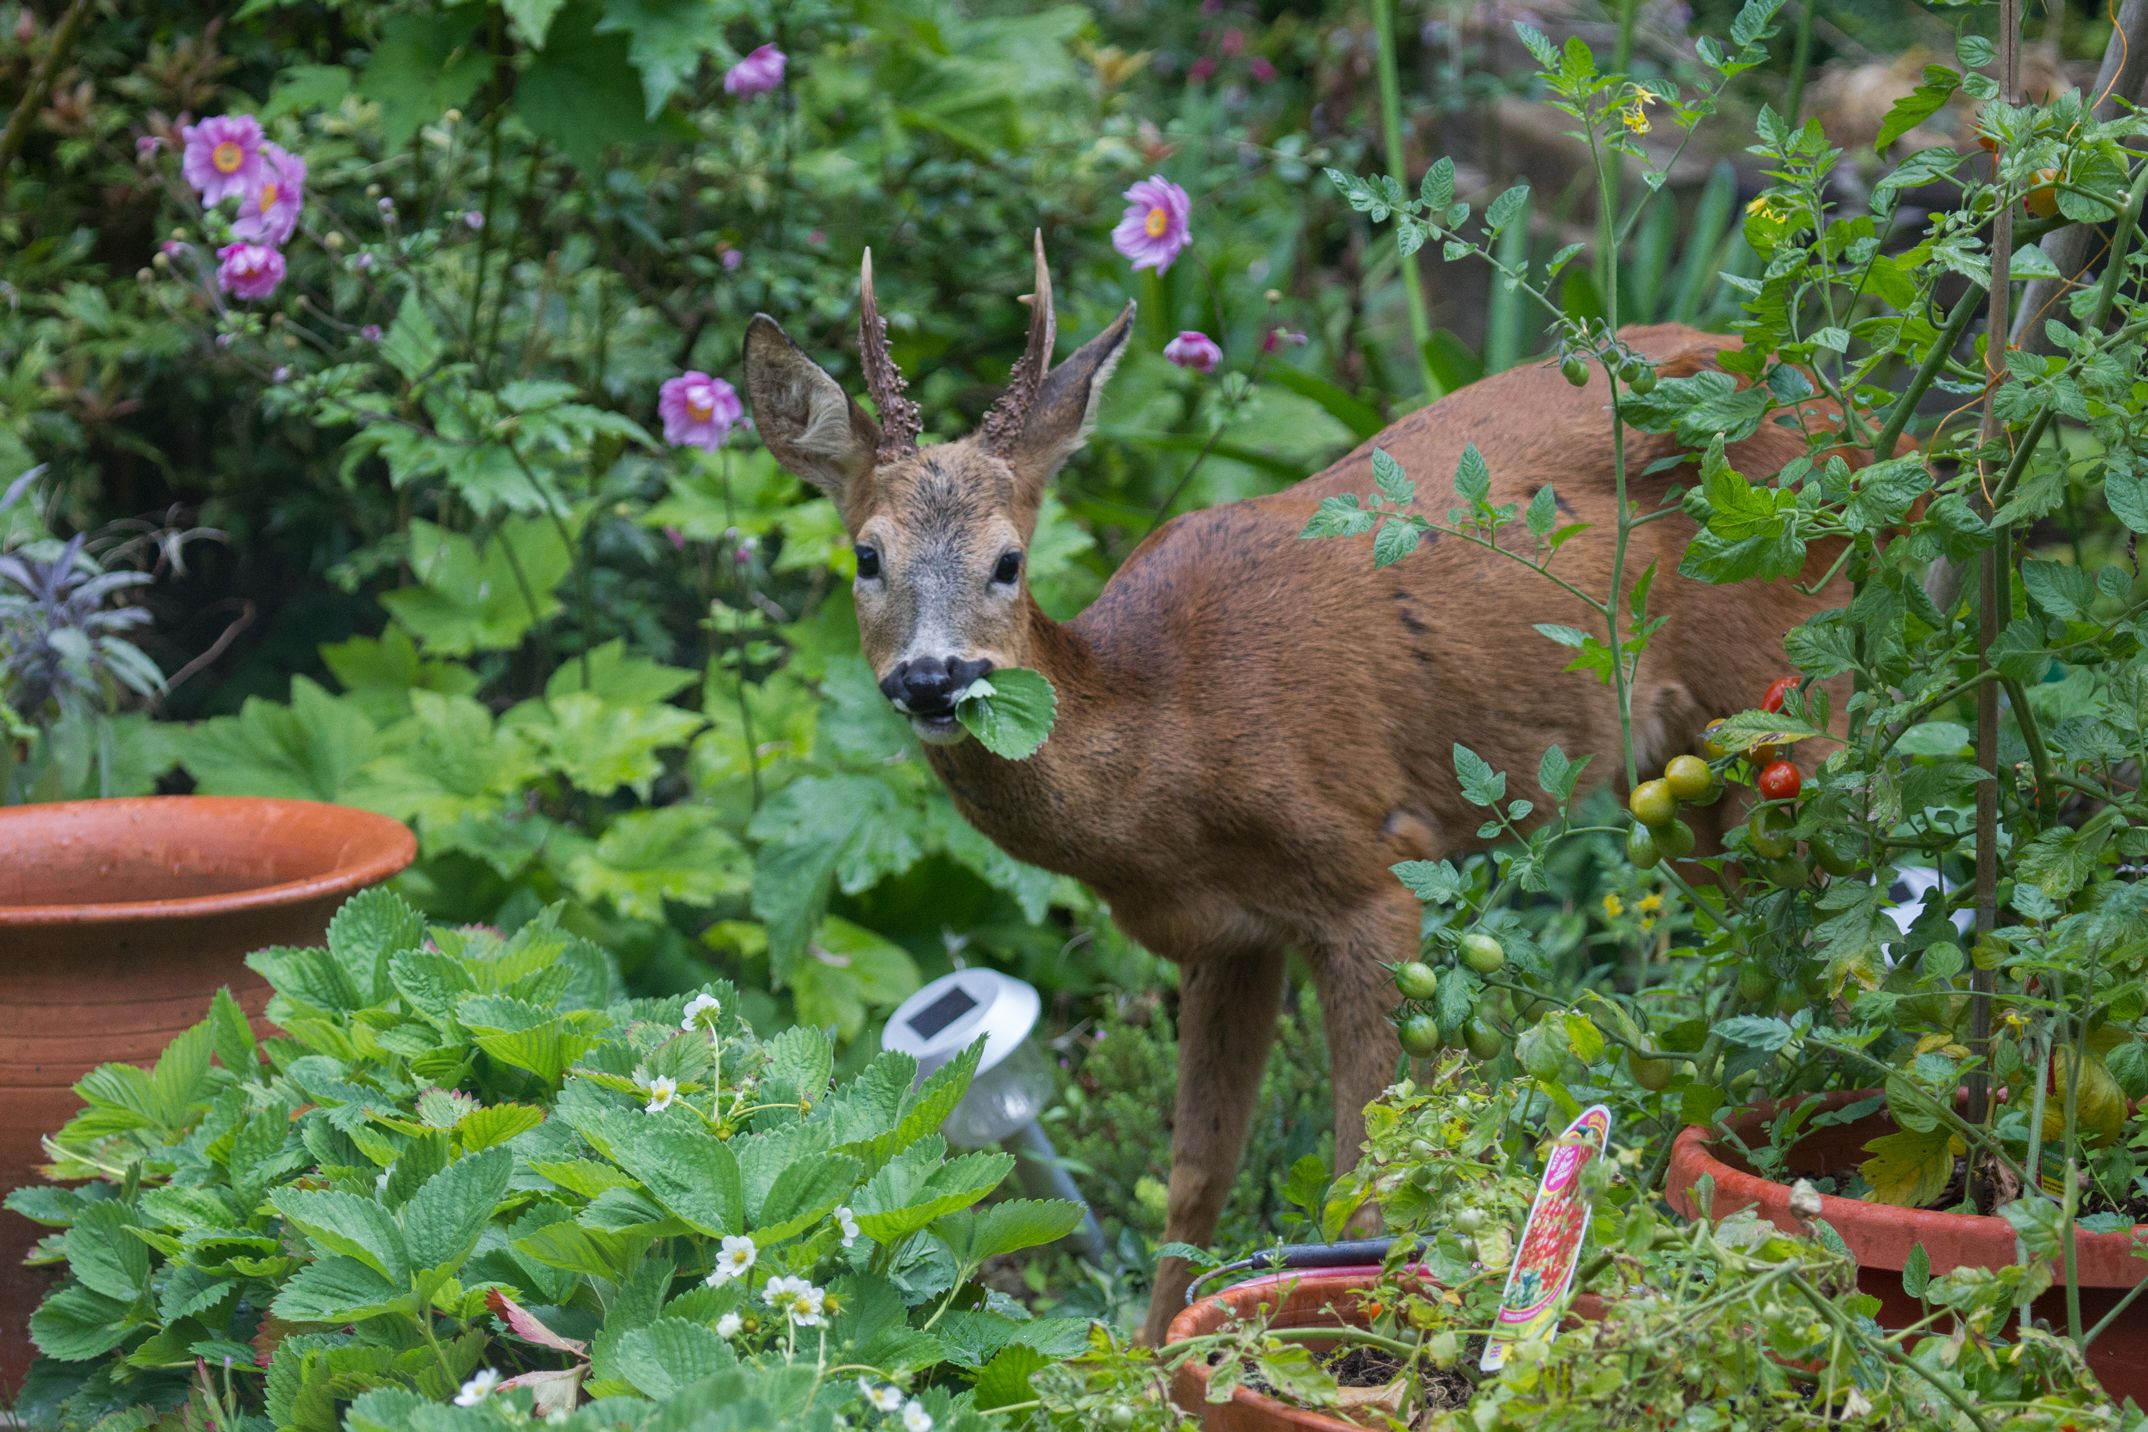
[745,299,1859,1343]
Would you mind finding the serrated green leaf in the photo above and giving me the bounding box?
[272,1189,410,1282]
[935,1199,1083,1265]
[268,1256,410,1324]
[955,667,1058,760]
[401,1147,512,1275]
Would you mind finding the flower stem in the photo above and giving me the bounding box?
[1370,0,1439,398]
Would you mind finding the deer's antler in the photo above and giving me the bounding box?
[859,249,922,463]
[980,231,1057,453]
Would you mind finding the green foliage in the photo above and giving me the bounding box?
[11,892,1086,1430]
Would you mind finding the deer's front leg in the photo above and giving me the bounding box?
[1141,943,1288,1345]
[1312,891,1416,1194]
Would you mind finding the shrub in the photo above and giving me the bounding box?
[11,891,1087,1430]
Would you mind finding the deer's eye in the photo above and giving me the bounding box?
[992,550,1023,586]
[854,544,881,580]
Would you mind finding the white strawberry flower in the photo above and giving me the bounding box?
[643,1075,679,1114]
[860,1380,904,1412]
[681,992,722,1033]
[453,1368,500,1406]
[902,1399,934,1432]
[716,1310,744,1338]
[764,1273,827,1326]
[836,1204,862,1248]
[706,1234,757,1285]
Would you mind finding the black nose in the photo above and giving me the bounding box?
[881,656,995,715]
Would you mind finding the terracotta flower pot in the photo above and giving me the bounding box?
[0,796,416,1390]
[1167,1270,1387,1432]
[1165,1268,1606,1430]
[1666,1090,2147,1403]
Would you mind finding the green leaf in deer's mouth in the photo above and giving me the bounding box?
[954,668,1058,760]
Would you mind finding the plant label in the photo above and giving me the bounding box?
[1480,1103,1613,1372]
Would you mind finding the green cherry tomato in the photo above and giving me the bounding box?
[1656,818,1696,860]
[1464,1018,1507,1061]
[1399,1012,1444,1058]
[1395,961,1441,1001]
[1663,754,1715,803]
[1629,778,1678,830]
[1736,963,1772,1005]
[1626,365,1658,395]
[1561,354,1590,386]
[1766,853,1811,889]
[1630,1053,1675,1091]
[1626,822,1663,869]
[1746,808,1796,860]
[1700,719,1731,761]
[1460,931,1507,973]
[1809,828,1861,878]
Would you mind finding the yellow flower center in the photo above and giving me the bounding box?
[1144,206,1169,238]
[687,392,715,421]
[257,182,279,212]
[213,141,245,174]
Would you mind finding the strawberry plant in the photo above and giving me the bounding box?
[9,890,1088,1430]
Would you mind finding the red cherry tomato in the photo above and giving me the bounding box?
[1762,677,1798,714]
[1757,760,1803,802]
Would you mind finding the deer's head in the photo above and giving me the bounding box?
[743,235,1131,745]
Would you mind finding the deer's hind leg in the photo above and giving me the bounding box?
[1141,938,1289,1345]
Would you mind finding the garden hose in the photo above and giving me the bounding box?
[1183,1237,1412,1304]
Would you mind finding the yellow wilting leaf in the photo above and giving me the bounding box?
[1860,1127,1957,1208]
[2042,1049,2128,1149]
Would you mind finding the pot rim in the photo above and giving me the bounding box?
[1669,1089,2147,1258]
[0,796,416,927]
[1166,1270,1392,1432]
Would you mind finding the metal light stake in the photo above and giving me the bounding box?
[882,969,1111,1266]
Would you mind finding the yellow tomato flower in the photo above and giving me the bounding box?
[1637,892,1665,914]
[1602,893,1625,919]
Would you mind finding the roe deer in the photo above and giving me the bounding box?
[741,236,1858,1342]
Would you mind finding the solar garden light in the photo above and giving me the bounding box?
[883,968,1111,1266]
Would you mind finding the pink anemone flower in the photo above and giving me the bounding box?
[215,242,285,300]
[1111,175,1193,273]
[659,371,743,449]
[724,44,787,96]
[1163,330,1222,373]
[231,143,306,246]
[181,114,266,205]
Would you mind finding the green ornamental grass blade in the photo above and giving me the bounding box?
[955,668,1057,760]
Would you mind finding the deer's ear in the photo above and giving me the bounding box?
[743,315,881,504]
[1010,302,1133,489]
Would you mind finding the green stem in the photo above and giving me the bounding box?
[1786,1272,1997,1432]
[1999,674,2054,817]
[1871,283,1984,459]
[1784,0,1819,123]
[0,0,93,191]
[1163,1325,1425,1360]
[1371,0,1439,398]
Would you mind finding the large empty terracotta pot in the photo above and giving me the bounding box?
[0,796,416,1391]
[1666,1091,2147,1404]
